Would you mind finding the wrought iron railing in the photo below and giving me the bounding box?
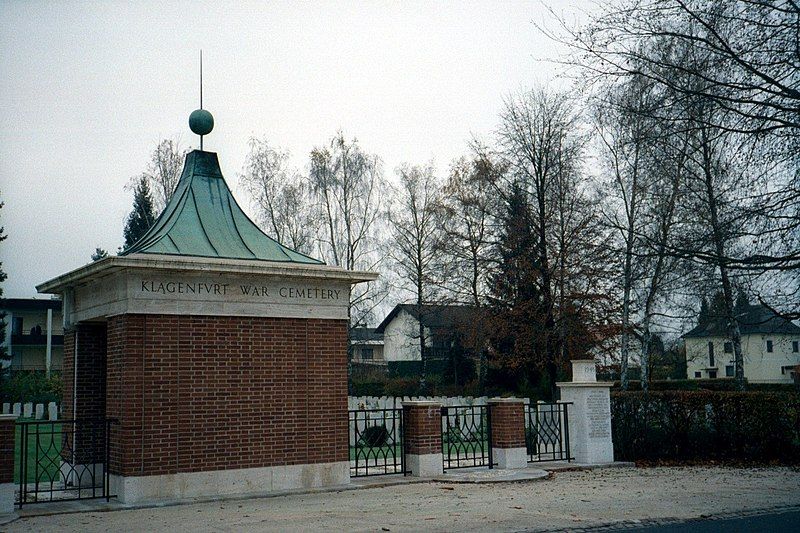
[16,418,116,507]
[441,405,493,470]
[525,401,572,463]
[349,409,406,477]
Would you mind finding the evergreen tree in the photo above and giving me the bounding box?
[0,197,9,378]
[487,184,546,388]
[123,177,156,250]
[734,290,750,313]
[698,297,710,325]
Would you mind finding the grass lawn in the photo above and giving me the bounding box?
[14,420,63,485]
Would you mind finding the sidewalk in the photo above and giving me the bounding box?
[5,466,800,532]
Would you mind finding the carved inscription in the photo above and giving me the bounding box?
[138,279,342,301]
[586,390,611,439]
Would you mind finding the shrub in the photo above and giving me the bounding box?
[611,391,800,463]
[359,425,389,447]
[0,371,63,403]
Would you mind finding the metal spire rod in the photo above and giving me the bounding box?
[200,49,203,110]
[200,50,203,150]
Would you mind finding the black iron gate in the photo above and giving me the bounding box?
[349,408,406,477]
[16,418,116,507]
[441,405,493,470]
[525,402,572,463]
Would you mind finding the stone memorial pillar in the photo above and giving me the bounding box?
[487,398,527,469]
[0,414,17,516]
[557,360,614,464]
[402,401,443,477]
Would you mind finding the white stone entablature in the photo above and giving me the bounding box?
[37,254,377,325]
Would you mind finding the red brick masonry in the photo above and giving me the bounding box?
[103,314,348,477]
[403,402,442,455]
[63,324,108,421]
[488,400,526,449]
[0,417,15,484]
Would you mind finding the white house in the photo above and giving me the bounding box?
[683,304,800,383]
[350,327,385,365]
[375,304,478,362]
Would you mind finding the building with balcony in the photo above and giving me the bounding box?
[1,298,64,374]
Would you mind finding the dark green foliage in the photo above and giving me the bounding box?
[612,379,797,392]
[0,372,63,403]
[611,391,800,463]
[0,197,9,378]
[359,425,389,447]
[486,184,548,387]
[123,176,156,250]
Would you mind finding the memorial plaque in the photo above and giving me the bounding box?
[586,390,611,439]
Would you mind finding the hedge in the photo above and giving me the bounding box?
[0,372,63,404]
[613,379,798,392]
[611,391,800,463]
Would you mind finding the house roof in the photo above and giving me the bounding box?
[0,298,62,311]
[375,304,479,334]
[120,150,322,264]
[683,304,800,338]
[350,327,384,343]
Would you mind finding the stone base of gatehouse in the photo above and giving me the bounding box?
[110,461,350,504]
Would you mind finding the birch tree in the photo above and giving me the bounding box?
[309,132,387,326]
[387,163,446,389]
[240,137,316,254]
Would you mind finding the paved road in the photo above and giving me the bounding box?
[6,467,800,532]
[626,509,800,532]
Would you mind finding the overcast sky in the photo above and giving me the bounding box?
[0,0,588,298]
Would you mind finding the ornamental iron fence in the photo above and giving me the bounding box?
[441,405,493,470]
[16,418,116,507]
[349,408,406,477]
[525,402,572,463]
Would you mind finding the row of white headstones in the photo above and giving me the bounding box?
[1,401,59,420]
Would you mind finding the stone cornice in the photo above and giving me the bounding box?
[37,253,378,294]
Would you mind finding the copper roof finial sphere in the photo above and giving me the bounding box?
[189,109,214,136]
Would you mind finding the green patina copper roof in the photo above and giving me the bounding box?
[121,150,323,264]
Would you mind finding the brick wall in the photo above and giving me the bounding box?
[62,324,107,421]
[61,323,108,464]
[489,401,526,449]
[106,314,348,477]
[402,403,442,455]
[0,418,14,484]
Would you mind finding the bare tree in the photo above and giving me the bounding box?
[439,156,497,306]
[309,132,388,326]
[240,137,316,254]
[494,88,593,393]
[141,138,188,213]
[387,163,446,389]
[548,0,800,319]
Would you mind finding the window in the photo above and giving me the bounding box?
[725,365,734,377]
[724,342,733,353]
[694,371,702,378]
[11,316,22,335]
[361,348,374,361]
[708,342,715,367]
[708,370,717,379]
[793,341,799,353]
[766,340,773,353]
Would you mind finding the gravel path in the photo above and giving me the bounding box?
[7,466,800,532]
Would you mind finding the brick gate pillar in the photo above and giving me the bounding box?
[488,398,528,469]
[0,414,17,515]
[402,401,443,477]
